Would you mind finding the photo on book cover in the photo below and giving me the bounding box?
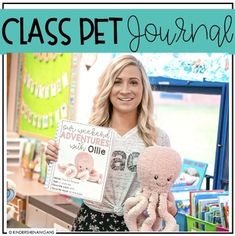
[171,158,208,192]
[45,119,114,202]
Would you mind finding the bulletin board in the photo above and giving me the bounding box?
[18,53,73,141]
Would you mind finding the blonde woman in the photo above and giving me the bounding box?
[45,55,177,232]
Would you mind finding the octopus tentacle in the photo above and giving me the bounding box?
[124,195,148,231]
[158,193,177,231]
[140,193,158,231]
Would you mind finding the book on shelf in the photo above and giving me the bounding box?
[175,199,190,214]
[218,195,230,228]
[173,191,191,214]
[171,158,208,192]
[45,119,114,202]
[197,198,219,220]
[187,190,230,232]
[204,204,221,224]
[189,190,229,229]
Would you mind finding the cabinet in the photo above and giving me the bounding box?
[7,138,25,165]
[7,166,60,227]
[26,204,47,228]
[26,204,72,231]
[46,214,72,231]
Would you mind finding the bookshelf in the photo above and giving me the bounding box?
[7,138,25,166]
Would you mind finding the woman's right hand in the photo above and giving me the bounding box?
[45,140,59,164]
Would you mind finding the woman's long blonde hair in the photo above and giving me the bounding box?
[89,54,157,146]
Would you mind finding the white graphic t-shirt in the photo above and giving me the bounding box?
[84,126,170,215]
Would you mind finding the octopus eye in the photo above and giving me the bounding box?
[167,176,172,181]
[154,175,158,180]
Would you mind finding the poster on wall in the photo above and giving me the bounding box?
[18,53,78,140]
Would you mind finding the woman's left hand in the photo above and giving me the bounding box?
[167,191,177,216]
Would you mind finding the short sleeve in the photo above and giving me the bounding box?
[156,127,171,147]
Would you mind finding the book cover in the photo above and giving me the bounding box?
[171,158,208,192]
[45,119,114,202]
[197,198,219,220]
[175,199,190,214]
[218,195,230,228]
[223,202,229,229]
[204,205,221,224]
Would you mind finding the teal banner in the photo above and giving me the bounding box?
[0,9,234,53]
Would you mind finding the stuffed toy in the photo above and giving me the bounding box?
[7,179,16,221]
[57,152,102,184]
[124,145,182,232]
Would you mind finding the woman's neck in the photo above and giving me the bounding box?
[110,111,138,135]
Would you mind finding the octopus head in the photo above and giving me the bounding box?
[74,152,94,173]
[137,146,182,193]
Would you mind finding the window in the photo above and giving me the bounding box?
[150,76,229,190]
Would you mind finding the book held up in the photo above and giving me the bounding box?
[45,120,114,202]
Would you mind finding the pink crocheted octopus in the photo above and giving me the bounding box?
[124,146,182,232]
[57,152,102,184]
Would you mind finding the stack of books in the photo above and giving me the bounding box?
[189,190,229,229]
